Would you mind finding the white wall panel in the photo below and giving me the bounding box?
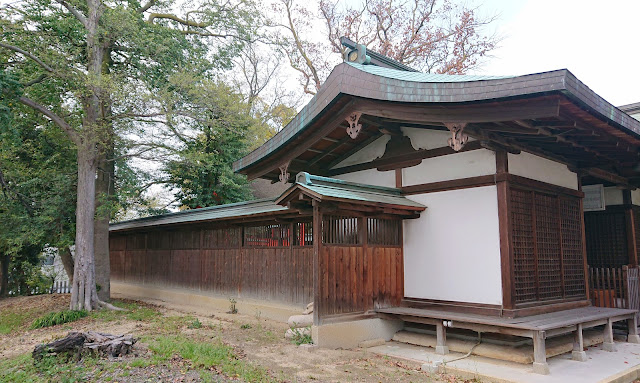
[332,135,391,169]
[403,186,503,305]
[334,169,396,188]
[402,149,496,186]
[508,151,578,190]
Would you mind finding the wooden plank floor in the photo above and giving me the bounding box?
[376,306,637,331]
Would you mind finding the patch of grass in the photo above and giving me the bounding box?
[0,353,102,383]
[289,326,313,346]
[188,318,202,329]
[148,335,277,382]
[89,300,160,322]
[0,310,33,334]
[30,310,88,329]
[241,323,252,329]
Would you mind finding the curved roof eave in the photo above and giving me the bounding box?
[233,63,640,174]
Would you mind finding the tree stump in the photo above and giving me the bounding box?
[33,331,136,361]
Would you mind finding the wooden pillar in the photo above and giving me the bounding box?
[572,323,588,361]
[435,322,449,355]
[624,190,638,267]
[628,315,640,343]
[312,201,322,326]
[578,177,590,302]
[496,150,515,311]
[603,318,616,352]
[532,330,550,375]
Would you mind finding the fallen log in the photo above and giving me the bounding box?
[33,331,136,361]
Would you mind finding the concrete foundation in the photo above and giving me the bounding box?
[111,281,301,322]
[312,318,404,349]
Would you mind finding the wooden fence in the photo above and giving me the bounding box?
[8,280,71,296]
[588,266,640,311]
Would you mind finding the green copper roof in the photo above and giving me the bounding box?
[109,199,287,231]
[277,172,425,209]
[345,62,511,82]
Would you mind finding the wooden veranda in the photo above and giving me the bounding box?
[377,306,639,375]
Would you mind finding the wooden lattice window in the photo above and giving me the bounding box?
[560,197,586,297]
[511,188,586,304]
[244,224,290,247]
[367,218,401,246]
[203,227,240,248]
[294,221,313,246]
[323,216,360,245]
[585,211,628,268]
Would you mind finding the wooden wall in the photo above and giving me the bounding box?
[316,215,404,318]
[318,245,403,316]
[110,224,313,306]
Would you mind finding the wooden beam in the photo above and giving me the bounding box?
[357,97,561,124]
[329,140,483,176]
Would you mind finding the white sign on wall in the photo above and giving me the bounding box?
[583,184,605,211]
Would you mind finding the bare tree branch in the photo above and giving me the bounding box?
[19,96,80,145]
[0,42,54,72]
[23,74,49,87]
[137,0,156,13]
[53,0,88,28]
[147,13,208,27]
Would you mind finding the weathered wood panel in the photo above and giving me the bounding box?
[109,224,313,306]
[318,245,403,316]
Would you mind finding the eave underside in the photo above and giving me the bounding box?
[240,93,640,188]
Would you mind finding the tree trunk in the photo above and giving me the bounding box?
[94,152,112,301]
[60,247,74,284]
[69,0,105,311]
[93,45,115,302]
[0,254,8,297]
[70,145,100,310]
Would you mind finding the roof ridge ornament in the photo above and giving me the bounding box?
[343,42,371,65]
[346,112,363,139]
[445,122,468,151]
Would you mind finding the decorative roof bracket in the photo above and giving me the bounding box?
[279,162,290,185]
[346,112,363,139]
[445,122,468,151]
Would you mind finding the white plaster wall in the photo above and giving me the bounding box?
[508,151,578,190]
[401,127,476,151]
[632,189,640,206]
[403,186,503,305]
[604,187,624,206]
[334,168,396,188]
[402,149,497,186]
[332,135,391,169]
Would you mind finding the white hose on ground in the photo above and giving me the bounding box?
[445,332,482,363]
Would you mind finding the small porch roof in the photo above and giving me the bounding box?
[277,172,425,216]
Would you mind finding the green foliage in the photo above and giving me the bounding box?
[30,310,88,329]
[188,318,203,329]
[288,326,313,346]
[164,80,255,209]
[241,323,252,329]
[148,336,276,382]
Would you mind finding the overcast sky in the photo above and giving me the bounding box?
[474,0,639,106]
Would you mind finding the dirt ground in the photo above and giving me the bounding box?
[0,294,469,382]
